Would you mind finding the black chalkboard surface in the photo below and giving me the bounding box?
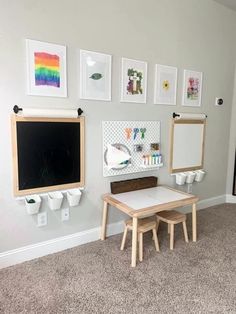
[12,116,84,195]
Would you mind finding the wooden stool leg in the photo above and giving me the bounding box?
[139,233,143,262]
[152,229,160,251]
[182,221,189,243]
[170,224,174,250]
[120,225,128,250]
[168,223,171,234]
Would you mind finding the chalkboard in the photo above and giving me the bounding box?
[169,119,206,173]
[11,116,84,195]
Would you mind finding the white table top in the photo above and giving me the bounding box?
[111,186,192,211]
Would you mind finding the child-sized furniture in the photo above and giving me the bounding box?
[120,216,159,262]
[156,210,189,250]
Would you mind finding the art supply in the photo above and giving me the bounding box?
[133,144,143,152]
[133,128,139,140]
[150,143,159,151]
[140,128,146,139]
[142,154,162,166]
[125,128,132,140]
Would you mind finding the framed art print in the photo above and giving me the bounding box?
[26,39,67,97]
[182,70,203,107]
[121,58,147,103]
[80,49,112,101]
[154,64,177,105]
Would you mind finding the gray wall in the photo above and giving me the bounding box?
[0,0,235,252]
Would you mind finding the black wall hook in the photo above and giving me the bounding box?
[172,112,180,118]
[13,105,23,114]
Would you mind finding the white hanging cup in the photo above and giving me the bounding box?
[67,189,82,207]
[25,195,41,215]
[48,191,63,210]
[195,170,205,182]
[186,172,196,184]
[176,173,187,185]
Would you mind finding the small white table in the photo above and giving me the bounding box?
[101,186,198,267]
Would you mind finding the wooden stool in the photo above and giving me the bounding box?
[156,210,189,250]
[120,216,160,262]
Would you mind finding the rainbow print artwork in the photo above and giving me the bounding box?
[34,52,60,87]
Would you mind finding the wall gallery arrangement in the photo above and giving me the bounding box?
[25,39,203,107]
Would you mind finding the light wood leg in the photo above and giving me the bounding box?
[182,221,189,243]
[168,223,170,234]
[192,203,197,242]
[139,233,143,262]
[156,219,160,233]
[120,225,128,250]
[170,224,174,250]
[152,229,160,251]
[101,201,108,240]
[131,217,138,267]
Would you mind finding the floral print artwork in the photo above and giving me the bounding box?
[187,77,199,100]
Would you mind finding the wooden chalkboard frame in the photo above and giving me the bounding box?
[11,115,85,196]
[169,118,206,174]
[233,150,236,196]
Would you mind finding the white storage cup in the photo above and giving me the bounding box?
[25,195,41,215]
[195,170,205,182]
[48,191,63,210]
[186,172,196,184]
[67,189,82,207]
[176,173,187,185]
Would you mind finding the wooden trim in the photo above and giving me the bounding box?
[11,115,85,196]
[169,118,206,174]
[233,150,236,196]
[169,118,175,174]
[171,165,203,174]
[174,119,204,124]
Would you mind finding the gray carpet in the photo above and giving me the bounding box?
[0,204,236,314]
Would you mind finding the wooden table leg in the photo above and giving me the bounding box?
[101,201,108,240]
[131,217,138,267]
[192,203,197,242]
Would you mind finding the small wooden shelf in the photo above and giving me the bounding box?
[140,163,163,169]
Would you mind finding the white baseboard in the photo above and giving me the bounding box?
[226,194,236,203]
[0,221,124,270]
[180,194,226,213]
[0,194,227,270]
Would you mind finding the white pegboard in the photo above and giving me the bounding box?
[102,120,162,177]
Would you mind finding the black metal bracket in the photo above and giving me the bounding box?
[172,112,180,118]
[13,105,23,114]
[77,108,83,116]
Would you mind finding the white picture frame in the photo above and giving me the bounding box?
[120,58,147,103]
[154,64,177,105]
[26,39,67,97]
[182,69,203,107]
[80,49,112,101]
